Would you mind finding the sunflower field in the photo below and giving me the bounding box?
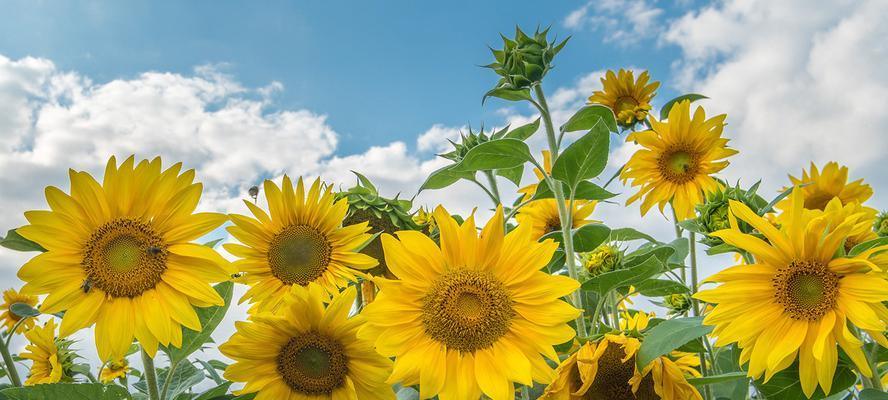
[0,26,887,400]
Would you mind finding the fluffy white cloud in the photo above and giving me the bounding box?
[563,0,664,45]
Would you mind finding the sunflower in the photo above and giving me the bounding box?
[359,206,580,400]
[100,358,130,384]
[16,156,231,361]
[517,150,552,201]
[821,200,878,252]
[225,176,377,313]
[21,319,75,386]
[516,199,598,239]
[588,69,660,127]
[694,187,888,397]
[0,288,38,334]
[220,284,394,400]
[777,162,872,211]
[541,334,702,400]
[621,100,737,221]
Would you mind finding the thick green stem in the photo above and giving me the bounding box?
[671,204,687,284]
[0,335,21,387]
[687,231,712,400]
[141,348,161,400]
[160,360,180,400]
[533,85,560,157]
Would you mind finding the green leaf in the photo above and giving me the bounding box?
[850,237,888,256]
[531,180,617,202]
[759,185,796,216]
[634,279,690,296]
[453,139,533,172]
[686,372,747,386]
[202,238,223,248]
[637,316,713,368]
[860,389,888,400]
[482,87,532,104]
[0,384,131,400]
[496,165,524,187]
[543,224,611,252]
[197,359,225,384]
[193,382,233,400]
[561,104,617,133]
[608,228,657,243]
[659,94,708,120]
[351,170,378,194]
[582,255,662,295]
[550,123,610,188]
[162,281,233,364]
[135,361,203,400]
[755,361,857,400]
[0,229,46,252]
[9,303,39,318]
[504,118,541,141]
[419,164,475,192]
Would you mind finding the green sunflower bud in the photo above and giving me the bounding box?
[663,293,692,316]
[485,26,568,91]
[55,338,78,382]
[875,210,888,237]
[579,243,623,278]
[439,126,493,163]
[694,181,766,247]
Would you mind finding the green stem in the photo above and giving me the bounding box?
[4,318,27,349]
[483,171,502,205]
[0,334,22,387]
[469,178,499,207]
[688,231,712,400]
[671,204,687,284]
[160,360,180,400]
[533,85,560,157]
[141,348,161,400]
[864,333,883,391]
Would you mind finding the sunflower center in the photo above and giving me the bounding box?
[277,330,348,395]
[268,225,333,286]
[615,95,640,114]
[773,260,839,321]
[421,269,514,352]
[585,343,659,399]
[342,208,398,277]
[81,218,167,298]
[544,218,562,235]
[803,191,836,211]
[657,147,700,184]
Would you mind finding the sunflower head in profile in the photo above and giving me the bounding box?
[220,284,394,400]
[16,156,232,361]
[225,176,377,314]
[359,206,581,400]
[621,100,737,221]
[516,199,598,239]
[695,187,888,397]
[21,319,76,386]
[777,161,872,212]
[0,288,38,334]
[541,334,702,400]
[588,69,660,127]
[99,358,130,384]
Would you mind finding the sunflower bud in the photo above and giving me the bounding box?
[663,293,692,316]
[579,243,622,278]
[412,206,438,237]
[694,182,764,247]
[875,211,888,237]
[485,26,568,91]
[439,126,492,163]
[248,185,259,201]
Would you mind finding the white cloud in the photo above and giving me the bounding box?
[563,0,664,45]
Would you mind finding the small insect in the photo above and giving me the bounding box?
[81,278,94,294]
[147,246,163,256]
[231,272,245,279]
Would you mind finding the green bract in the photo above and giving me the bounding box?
[483,26,568,100]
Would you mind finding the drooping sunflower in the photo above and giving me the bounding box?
[777,162,872,211]
[224,176,377,313]
[0,288,38,334]
[21,319,76,386]
[99,358,130,384]
[541,334,702,400]
[694,187,888,397]
[220,284,394,400]
[359,206,580,400]
[588,69,660,127]
[516,198,598,239]
[621,100,737,221]
[16,156,232,361]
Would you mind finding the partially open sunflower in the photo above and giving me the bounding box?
[21,319,75,386]
[359,206,580,400]
[588,69,660,127]
[16,156,232,361]
[777,162,872,211]
[0,288,38,334]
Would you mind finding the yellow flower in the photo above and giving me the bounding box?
[671,351,703,378]
[412,206,437,234]
[100,358,130,384]
[695,187,888,397]
[588,69,660,127]
[0,288,38,334]
[21,319,74,386]
[16,156,232,361]
[821,200,878,252]
[620,310,654,332]
[220,284,393,400]
[621,101,737,221]
[359,206,580,400]
[777,162,872,211]
[541,334,702,400]
[516,199,598,239]
[517,150,552,201]
[225,176,377,313]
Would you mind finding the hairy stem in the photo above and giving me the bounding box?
[0,334,21,387]
[141,348,161,400]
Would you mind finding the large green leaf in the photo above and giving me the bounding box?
[561,104,617,133]
[659,93,708,120]
[504,118,541,141]
[531,180,617,202]
[636,316,713,368]
[9,303,39,318]
[633,279,690,296]
[608,228,657,243]
[550,123,610,189]
[134,361,204,400]
[453,139,533,172]
[193,382,232,400]
[861,389,888,400]
[418,164,474,192]
[686,372,747,386]
[482,87,533,104]
[496,165,524,187]
[0,229,46,252]
[582,255,662,295]
[162,281,233,364]
[543,224,611,253]
[0,384,131,400]
[755,361,857,400]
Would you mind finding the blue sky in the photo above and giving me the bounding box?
[0,0,696,155]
